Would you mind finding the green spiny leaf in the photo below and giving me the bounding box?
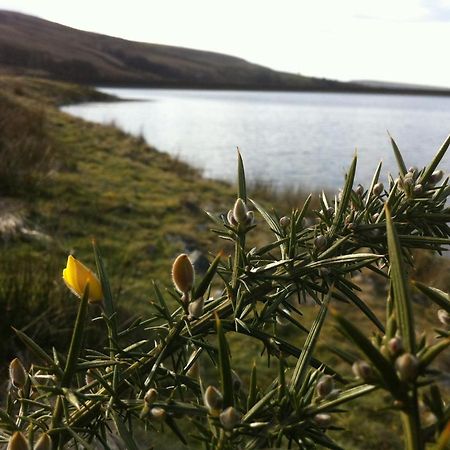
[289,291,331,394]
[412,281,450,313]
[216,314,234,407]
[332,153,357,233]
[418,134,450,185]
[61,285,89,387]
[389,133,407,176]
[193,251,223,300]
[237,148,247,203]
[385,206,416,353]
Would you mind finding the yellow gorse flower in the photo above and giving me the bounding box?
[62,255,103,304]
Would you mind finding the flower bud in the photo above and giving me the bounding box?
[380,344,390,359]
[313,413,331,428]
[352,360,374,382]
[7,432,29,450]
[34,433,52,450]
[232,198,248,224]
[372,183,384,196]
[144,388,158,405]
[388,337,404,356]
[171,254,195,294]
[9,358,26,389]
[408,166,418,176]
[220,406,241,430]
[413,184,423,195]
[204,385,223,412]
[314,235,327,251]
[437,309,450,326]
[403,177,414,188]
[326,207,335,217]
[429,170,444,184]
[395,353,419,382]
[316,375,334,398]
[246,210,255,226]
[227,209,237,226]
[149,407,166,422]
[355,184,364,196]
[279,216,291,228]
[188,297,204,319]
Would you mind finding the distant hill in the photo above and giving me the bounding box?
[1,10,450,95]
[353,79,450,92]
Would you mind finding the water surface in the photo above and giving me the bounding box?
[62,89,449,190]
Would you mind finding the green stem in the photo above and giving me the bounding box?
[400,388,423,450]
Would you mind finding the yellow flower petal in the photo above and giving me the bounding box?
[62,255,103,304]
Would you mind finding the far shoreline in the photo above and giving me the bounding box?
[85,81,450,98]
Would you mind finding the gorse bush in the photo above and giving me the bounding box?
[1,136,449,450]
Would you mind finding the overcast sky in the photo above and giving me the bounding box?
[2,0,450,87]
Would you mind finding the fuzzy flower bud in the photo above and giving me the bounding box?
[246,210,255,226]
[403,177,414,188]
[204,385,223,412]
[352,360,374,382]
[188,297,204,319]
[395,353,419,382]
[408,166,418,176]
[279,216,291,228]
[316,375,334,398]
[171,254,195,295]
[7,432,29,450]
[227,209,237,227]
[144,388,158,405]
[149,407,166,422]
[313,413,331,428]
[34,433,52,450]
[62,255,103,304]
[314,235,327,251]
[429,170,444,184]
[372,183,384,196]
[388,337,404,356]
[355,184,364,196]
[220,406,241,430]
[232,198,248,224]
[437,309,450,326]
[9,358,26,389]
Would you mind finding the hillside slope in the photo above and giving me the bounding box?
[3,10,450,95]
[0,10,340,90]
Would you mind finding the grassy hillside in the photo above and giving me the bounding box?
[2,10,450,96]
